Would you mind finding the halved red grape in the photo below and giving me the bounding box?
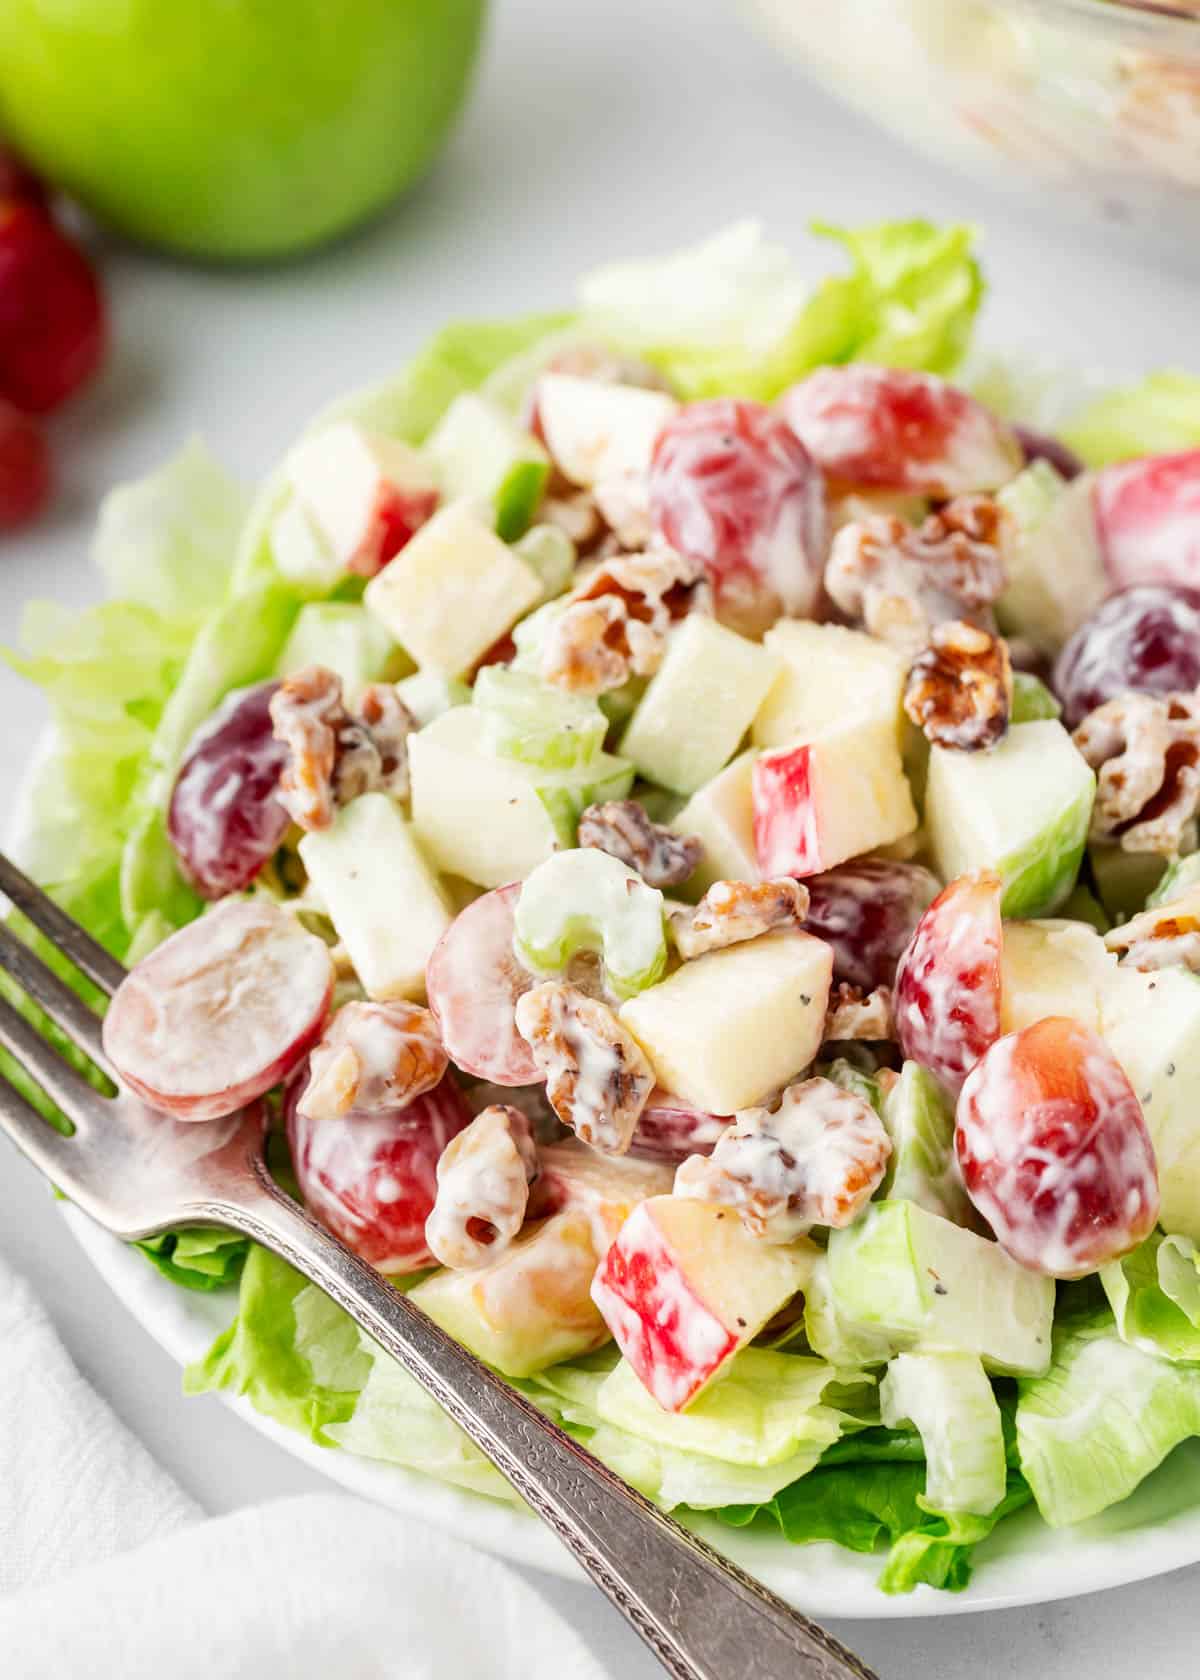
[0,200,105,413]
[0,399,50,529]
[1093,449,1200,592]
[425,884,541,1086]
[1013,423,1083,482]
[1052,584,1200,728]
[781,365,1022,498]
[628,1089,729,1162]
[648,397,827,634]
[103,898,334,1121]
[894,871,1003,1090]
[956,1017,1159,1277]
[288,1070,472,1273]
[805,859,940,992]
[167,681,291,900]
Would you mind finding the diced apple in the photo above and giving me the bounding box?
[287,421,440,577]
[619,930,832,1115]
[924,720,1095,917]
[995,462,1106,654]
[409,705,633,888]
[270,498,343,595]
[536,374,678,488]
[530,1139,674,1248]
[1000,918,1116,1035]
[752,621,907,750]
[669,750,759,898]
[620,616,781,795]
[425,392,550,542]
[411,1212,610,1378]
[276,602,411,701]
[1093,449,1200,593]
[591,1195,814,1410]
[298,792,452,1002]
[1102,966,1200,1242]
[752,718,917,878]
[364,501,543,677]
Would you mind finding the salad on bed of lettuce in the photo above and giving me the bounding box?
[11,218,1200,1598]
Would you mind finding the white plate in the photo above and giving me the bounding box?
[22,750,1200,1618]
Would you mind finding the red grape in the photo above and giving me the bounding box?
[425,884,541,1086]
[1093,450,1200,593]
[1053,584,1200,729]
[894,871,1003,1090]
[1013,423,1083,482]
[781,365,1022,498]
[103,898,334,1121]
[0,201,105,413]
[628,1089,729,1162]
[805,858,940,992]
[648,397,827,635]
[0,399,50,529]
[167,682,292,900]
[956,1017,1159,1277]
[288,1070,472,1273]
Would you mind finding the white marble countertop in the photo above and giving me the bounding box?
[1,0,1197,1673]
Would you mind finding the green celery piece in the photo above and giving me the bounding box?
[1063,371,1200,467]
[1148,851,1200,910]
[514,848,667,999]
[1011,671,1061,724]
[474,666,607,771]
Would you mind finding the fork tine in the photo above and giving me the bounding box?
[0,1069,81,1188]
[0,852,127,998]
[0,921,112,1073]
[0,992,108,1132]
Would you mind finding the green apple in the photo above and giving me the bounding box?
[0,0,484,260]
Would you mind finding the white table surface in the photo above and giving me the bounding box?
[1,0,1198,1674]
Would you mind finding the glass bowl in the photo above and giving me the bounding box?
[745,0,1200,250]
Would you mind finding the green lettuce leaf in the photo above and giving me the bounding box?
[578,218,983,401]
[1016,1309,1200,1527]
[1063,371,1200,467]
[1101,1231,1200,1363]
[135,1226,248,1292]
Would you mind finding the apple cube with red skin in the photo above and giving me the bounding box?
[287,420,440,578]
[592,1196,814,1411]
[752,719,917,878]
[956,1017,1159,1277]
[530,1139,674,1247]
[536,374,678,488]
[1093,449,1200,594]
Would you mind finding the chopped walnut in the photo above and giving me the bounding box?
[826,495,1010,656]
[271,666,417,832]
[298,1000,448,1121]
[424,1104,540,1270]
[824,982,895,1043]
[1073,690,1200,855]
[670,878,809,960]
[578,799,702,888]
[514,981,655,1154]
[1105,885,1200,974]
[540,548,710,695]
[904,620,1013,751]
[674,1077,892,1242]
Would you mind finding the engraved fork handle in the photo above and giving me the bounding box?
[209,1162,878,1680]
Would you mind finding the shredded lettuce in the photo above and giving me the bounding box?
[579,218,983,401]
[1063,371,1200,467]
[1101,1231,1200,1364]
[135,1226,248,1293]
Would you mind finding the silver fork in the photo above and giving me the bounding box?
[0,851,878,1680]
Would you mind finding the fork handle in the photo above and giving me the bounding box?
[214,1168,877,1680]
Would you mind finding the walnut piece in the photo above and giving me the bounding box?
[824,982,895,1043]
[1105,884,1200,974]
[298,1000,448,1121]
[271,666,417,832]
[540,548,710,695]
[904,619,1013,751]
[825,495,1010,655]
[1073,690,1200,855]
[670,877,809,960]
[424,1104,540,1270]
[674,1077,892,1242]
[578,799,702,888]
[514,981,655,1154]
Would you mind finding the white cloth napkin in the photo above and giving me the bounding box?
[0,1253,609,1680]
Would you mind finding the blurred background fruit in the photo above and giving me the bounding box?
[0,0,487,262]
